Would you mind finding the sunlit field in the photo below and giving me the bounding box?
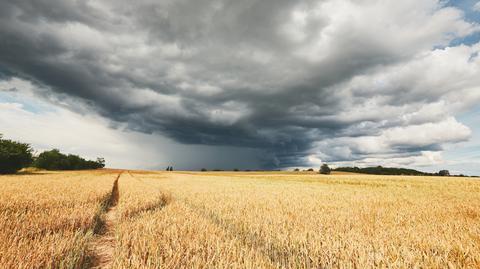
[0,170,119,268]
[1,170,480,268]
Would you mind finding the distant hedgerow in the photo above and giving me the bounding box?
[34,149,105,171]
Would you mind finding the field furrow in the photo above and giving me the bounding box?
[0,170,120,268]
[1,170,479,268]
[123,171,480,268]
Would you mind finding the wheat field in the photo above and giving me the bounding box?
[0,170,120,268]
[1,170,479,268]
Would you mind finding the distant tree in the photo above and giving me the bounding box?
[294,168,300,172]
[166,166,170,171]
[34,149,104,170]
[34,149,67,170]
[170,166,174,171]
[335,166,427,176]
[439,170,450,176]
[0,135,33,174]
[96,158,106,168]
[201,168,207,172]
[307,168,314,171]
[320,164,331,175]
[233,168,239,172]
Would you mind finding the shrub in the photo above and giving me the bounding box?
[320,164,331,175]
[0,135,33,174]
[439,170,450,177]
[34,149,105,170]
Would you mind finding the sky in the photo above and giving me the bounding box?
[1,0,480,174]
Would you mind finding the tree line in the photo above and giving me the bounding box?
[333,166,471,177]
[0,134,105,174]
[335,166,426,176]
[293,164,466,177]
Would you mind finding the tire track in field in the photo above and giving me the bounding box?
[128,171,308,268]
[126,171,172,218]
[181,200,313,269]
[88,172,121,269]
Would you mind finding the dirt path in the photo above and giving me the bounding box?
[89,174,120,269]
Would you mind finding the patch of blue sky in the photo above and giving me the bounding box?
[0,91,55,114]
[456,105,480,155]
[446,0,480,20]
[443,0,480,46]
[437,106,480,175]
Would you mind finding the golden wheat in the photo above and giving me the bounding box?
[113,171,480,268]
[112,172,274,268]
[0,170,118,268]
[1,170,479,268]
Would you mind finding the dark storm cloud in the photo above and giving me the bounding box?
[0,0,479,168]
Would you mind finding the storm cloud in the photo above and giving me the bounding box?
[1,0,480,168]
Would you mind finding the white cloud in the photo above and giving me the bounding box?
[345,151,445,168]
[283,0,477,62]
[474,2,480,12]
[383,117,471,147]
[311,117,471,166]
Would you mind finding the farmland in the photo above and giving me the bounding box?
[1,170,480,268]
[0,170,119,268]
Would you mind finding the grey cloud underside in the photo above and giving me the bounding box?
[1,0,479,168]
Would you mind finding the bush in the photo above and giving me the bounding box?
[438,170,450,176]
[320,164,331,174]
[34,149,105,170]
[0,135,34,174]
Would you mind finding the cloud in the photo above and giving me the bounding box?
[0,0,479,169]
[312,117,470,162]
[474,2,480,12]
[0,79,263,170]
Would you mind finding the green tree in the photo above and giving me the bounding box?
[320,164,331,175]
[96,158,106,168]
[0,135,33,174]
[34,149,65,170]
[438,170,450,177]
[34,149,105,170]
